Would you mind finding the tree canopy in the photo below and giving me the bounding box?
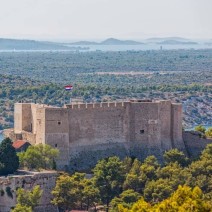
[93,156,125,211]
[18,144,59,170]
[52,173,100,211]
[12,185,43,212]
[118,185,212,212]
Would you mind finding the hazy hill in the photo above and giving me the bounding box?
[0,38,75,50]
[68,38,143,45]
[146,37,191,42]
[101,38,142,45]
[158,40,198,45]
[68,41,99,45]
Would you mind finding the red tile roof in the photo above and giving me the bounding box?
[12,140,28,149]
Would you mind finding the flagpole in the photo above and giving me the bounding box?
[64,85,73,105]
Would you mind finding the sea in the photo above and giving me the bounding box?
[0,43,211,53]
[66,43,212,52]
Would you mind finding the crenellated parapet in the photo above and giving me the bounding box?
[65,101,126,109]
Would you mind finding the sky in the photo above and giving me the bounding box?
[0,0,211,41]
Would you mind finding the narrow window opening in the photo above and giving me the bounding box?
[55,144,57,147]
[58,121,61,125]
[140,130,144,134]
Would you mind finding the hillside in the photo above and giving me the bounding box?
[101,38,142,45]
[0,38,81,50]
[68,38,143,45]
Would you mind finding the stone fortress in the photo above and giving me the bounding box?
[2,99,212,212]
[7,99,187,171]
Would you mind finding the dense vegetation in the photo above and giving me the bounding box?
[0,50,212,82]
[0,73,211,129]
[50,144,212,211]
[0,49,211,129]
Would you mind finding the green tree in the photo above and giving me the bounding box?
[12,185,42,212]
[186,144,212,195]
[18,144,59,170]
[123,159,143,192]
[82,178,100,211]
[12,204,32,212]
[93,156,125,212]
[0,137,19,175]
[140,156,160,180]
[123,157,133,173]
[144,178,174,202]
[163,149,189,167]
[195,125,206,134]
[201,143,212,160]
[118,198,152,212]
[119,185,212,212]
[155,185,212,211]
[52,174,77,211]
[205,127,212,138]
[110,189,141,211]
[52,173,100,211]
[124,156,160,194]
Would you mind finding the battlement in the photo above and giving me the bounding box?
[65,101,126,109]
[64,99,172,110]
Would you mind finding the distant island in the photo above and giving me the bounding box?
[146,37,191,42]
[0,38,89,51]
[67,37,200,46]
[68,38,143,45]
[158,40,198,45]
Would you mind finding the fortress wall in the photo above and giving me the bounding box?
[159,101,172,150]
[93,103,101,108]
[21,104,32,132]
[78,104,87,109]
[68,105,127,148]
[31,104,37,134]
[86,103,94,109]
[35,108,46,145]
[14,103,32,133]
[67,105,128,170]
[183,131,212,157]
[0,171,58,212]
[11,101,186,171]
[130,103,160,145]
[14,103,23,133]
[45,109,70,169]
[127,102,171,160]
[22,131,36,145]
[171,104,185,151]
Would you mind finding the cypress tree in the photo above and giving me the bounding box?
[0,138,19,175]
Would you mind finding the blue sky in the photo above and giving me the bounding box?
[0,0,211,41]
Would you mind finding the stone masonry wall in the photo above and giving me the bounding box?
[0,171,58,212]
[44,108,70,169]
[183,131,212,158]
[66,101,177,171]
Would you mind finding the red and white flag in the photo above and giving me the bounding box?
[64,85,73,90]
